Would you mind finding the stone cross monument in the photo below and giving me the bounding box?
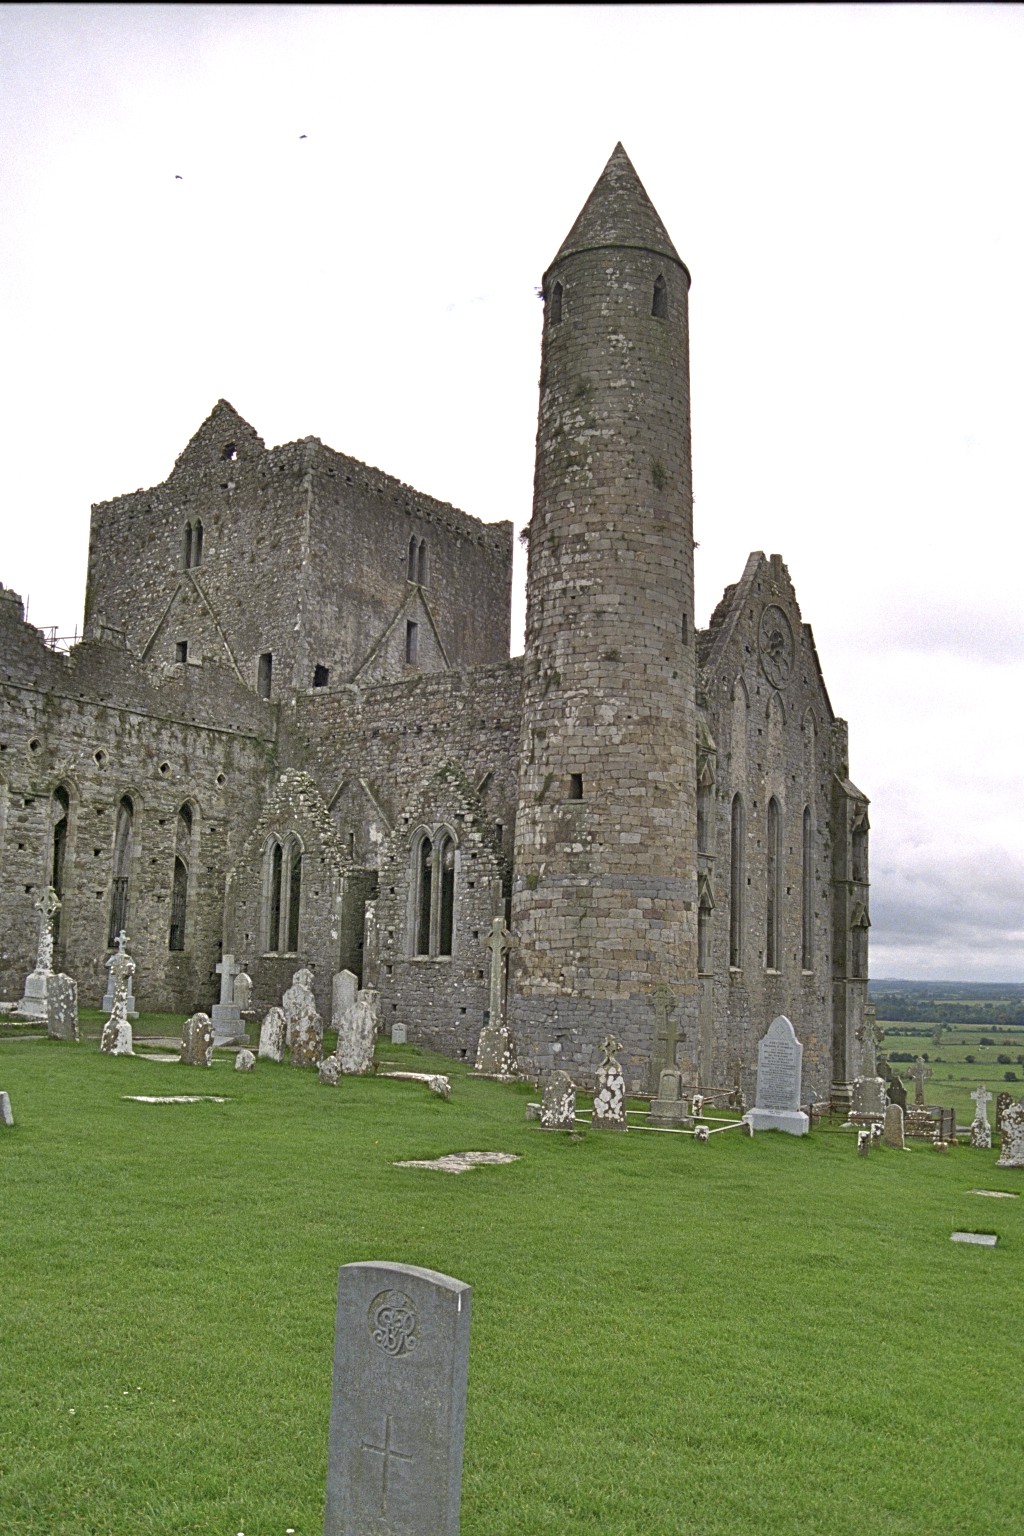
[17,886,62,1019]
[473,919,518,1079]
[970,1084,993,1150]
[101,929,138,1018]
[211,953,245,1045]
[913,1055,932,1106]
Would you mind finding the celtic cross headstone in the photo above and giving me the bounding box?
[324,1260,471,1536]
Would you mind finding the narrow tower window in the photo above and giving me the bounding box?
[257,653,273,699]
[183,522,193,570]
[766,797,782,971]
[313,664,329,688]
[175,640,188,664]
[51,786,70,940]
[568,773,583,801]
[169,803,192,952]
[408,535,418,582]
[652,274,668,319]
[405,620,419,666]
[417,539,428,586]
[192,520,204,567]
[729,793,745,968]
[550,281,563,325]
[801,805,814,970]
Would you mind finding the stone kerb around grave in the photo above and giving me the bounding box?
[324,1261,471,1536]
[744,1015,809,1136]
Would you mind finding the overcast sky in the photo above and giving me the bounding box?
[1,4,1022,981]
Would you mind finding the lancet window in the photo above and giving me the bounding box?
[263,833,303,954]
[410,827,457,958]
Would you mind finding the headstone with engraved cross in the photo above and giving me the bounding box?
[592,1035,627,1130]
[970,1085,993,1150]
[211,953,245,1045]
[652,985,680,1091]
[324,1260,471,1536]
[18,886,62,1019]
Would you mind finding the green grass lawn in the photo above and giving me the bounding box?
[0,1026,1021,1536]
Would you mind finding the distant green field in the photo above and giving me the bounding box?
[879,1020,1024,1124]
[1,1026,1022,1536]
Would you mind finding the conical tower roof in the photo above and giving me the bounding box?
[548,143,684,273]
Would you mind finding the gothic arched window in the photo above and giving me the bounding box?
[168,804,193,952]
[729,793,745,969]
[410,827,458,958]
[263,834,303,954]
[51,786,70,942]
[801,805,814,971]
[652,273,668,319]
[550,281,563,325]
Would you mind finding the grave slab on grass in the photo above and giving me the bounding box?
[951,1231,998,1247]
[393,1152,519,1174]
[968,1189,1019,1199]
[122,1094,228,1104]
[324,1261,471,1536]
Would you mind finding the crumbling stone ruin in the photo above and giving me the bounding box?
[0,145,868,1097]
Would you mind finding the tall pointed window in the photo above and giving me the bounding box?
[801,806,814,970]
[108,795,134,945]
[286,837,302,952]
[766,797,782,971]
[408,535,418,582]
[410,827,457,958]
[192,519,204,567]
[550,281,563,325]
[729,794,745,968]
[51,786,70,942]
[266,840,283,952]
[262,834,303,953]
[652,274,668,319]
[417,539,428,586]
[168,804,192,952]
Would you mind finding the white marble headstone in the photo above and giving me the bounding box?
[744,1016,809,1136]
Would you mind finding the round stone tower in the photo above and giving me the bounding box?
[509,144,698,1093]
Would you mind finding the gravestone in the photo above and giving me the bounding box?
[324,1260,471,1536]
[180,1012,214,1068]
[233,971,253,1013]
[101,929,138,1018]
[46,973,79,1042]
[540,1070,576,1130]
[320,1054,343,1086]
[849,1075,887,1131]
[970,1085,993,1151]
[258,1006,286,1063]
[284,968,316,1045]
[211,953,245,1045]
[905,1105,938,1140]
[338,989,379,1075]
[995,1101,1024,1170]
[18,886,61,1019]
[857,1129,871,1157]
[234,1049,256,1072]
[100,938,136,1055]
[0,1091,12,1127]
[996,1092,1013,1138]
[332,969,359,1029]
[591,1036,628,1130]
[648,1067,690,1127]
[888,1075,907,1112]
[391,1021,408,1045]
[745,1016,809,1136]
[882,1102,905,1149]
[473,1012,517,1080]
[287,976,323,1069]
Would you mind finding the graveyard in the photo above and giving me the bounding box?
[1,1016,1021,1536]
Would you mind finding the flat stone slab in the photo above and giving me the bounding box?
[968,1189,1019,1199]
[393,1152,520,1175]
[951,1231,998,1246]
[122,1094,228,1104]
[132,1051,182,1063]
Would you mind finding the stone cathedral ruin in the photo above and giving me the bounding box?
[0,146,869,1099]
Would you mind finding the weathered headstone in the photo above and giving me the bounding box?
[995,1100,1024,1170]
[233,971,253,1013]
[882,1102,905,1149]
[473,1011,517,1080]
[46,973,79,1042]
[391,1021,408,1045]
[540,1070,576,1130]
[744,1016,809,1136]
[648,1066,690,1127]
[857,1128,871,1157]
[324,1261,471,1536]
[258,1006,286,1063]
[338,989,379,1075]
[591,1035,627,1130]
[332,969,359,1029]
[211,953,245,1045]
[287,975,323,1069]
[18,886,61,1019]
[100,1018,133,1056]
[234,1048,256,1072]
[0,1091,13,1127]
[970,1085,993,1150]
[996,1092,1013,1138]
[319,1053,343,1086]
[101,929,138,1018]
[888,1074,907,1112]
[180,1012,214,1068]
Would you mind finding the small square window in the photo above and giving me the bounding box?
[175,640,188,664]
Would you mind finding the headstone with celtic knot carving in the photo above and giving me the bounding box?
[324,1260,471,1536]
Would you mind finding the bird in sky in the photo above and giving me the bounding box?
[175,174,183,180]
[299,134,307,139]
